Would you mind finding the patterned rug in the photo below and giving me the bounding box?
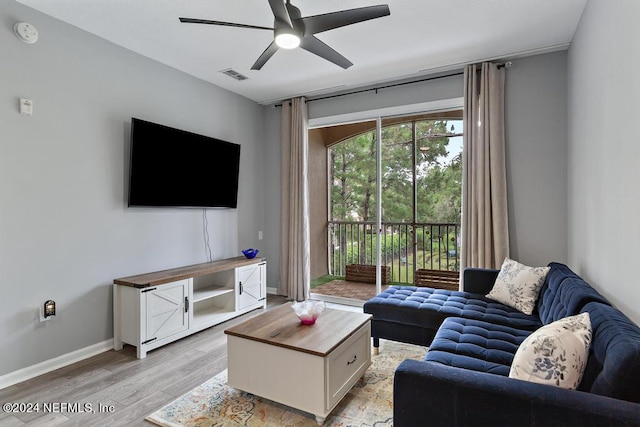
[146,340,427,427]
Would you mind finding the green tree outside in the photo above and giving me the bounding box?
[328,117,463,279]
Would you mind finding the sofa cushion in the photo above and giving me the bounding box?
[425,317,532,376]
[536,262,610,325]
[578,302,640,403]
[363,286,542,332]
[486,258,550,315]
[509,312,592,389]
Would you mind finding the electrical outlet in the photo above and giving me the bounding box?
[39,305,51,322]
[258,231,263,240]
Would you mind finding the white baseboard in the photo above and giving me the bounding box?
[266,286,278,295]
[0,339,113,390]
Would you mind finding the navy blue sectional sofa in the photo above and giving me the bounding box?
[363,262,640,426]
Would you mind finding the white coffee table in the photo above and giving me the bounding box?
[225,304,372,425]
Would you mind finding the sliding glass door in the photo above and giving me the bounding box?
[311,110,462,303]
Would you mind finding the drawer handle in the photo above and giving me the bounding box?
[347,355,357,365]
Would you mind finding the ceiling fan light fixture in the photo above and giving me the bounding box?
[275,29,301,49]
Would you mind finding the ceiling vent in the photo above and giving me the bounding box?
[220,69,248,81]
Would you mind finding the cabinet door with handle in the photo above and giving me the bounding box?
[142,279,189,343]
[236,263,266,310]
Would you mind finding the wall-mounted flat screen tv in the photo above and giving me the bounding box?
[128,118,240,208]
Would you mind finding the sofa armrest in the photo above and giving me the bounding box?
[462,268,499,294]
[394,359,640,427]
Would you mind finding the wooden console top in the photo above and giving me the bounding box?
[113,256,265,288]
[224,304,371,357]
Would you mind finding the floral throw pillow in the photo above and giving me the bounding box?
[509,312,592,389]
[485,258,550,315]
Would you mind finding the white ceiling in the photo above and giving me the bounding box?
[16,0,587,105]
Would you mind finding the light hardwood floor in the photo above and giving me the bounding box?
[0,295,290,427]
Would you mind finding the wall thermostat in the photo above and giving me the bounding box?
[14,22,39,44]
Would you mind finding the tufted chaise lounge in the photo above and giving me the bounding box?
[363,262,606,353]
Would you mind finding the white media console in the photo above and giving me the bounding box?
[113,256,267,358]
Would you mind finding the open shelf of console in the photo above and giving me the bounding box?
[192,285,234,302]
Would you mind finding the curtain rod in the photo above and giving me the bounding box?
[275,61,511,107]
[275,70,463,107]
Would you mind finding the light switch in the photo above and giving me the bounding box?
[20,98,33,116]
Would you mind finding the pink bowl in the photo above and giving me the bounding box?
[291,300,325,325]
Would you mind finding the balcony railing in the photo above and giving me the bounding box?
[328,221,460,284]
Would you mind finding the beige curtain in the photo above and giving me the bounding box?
[278,97,310,301]
[461,62,509,271]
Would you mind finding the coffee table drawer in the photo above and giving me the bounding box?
[326,322,371,409]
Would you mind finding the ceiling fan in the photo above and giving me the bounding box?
[179,0,390,70]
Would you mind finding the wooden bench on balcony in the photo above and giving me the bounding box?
[345,264,391,285]
[414,269,460,291]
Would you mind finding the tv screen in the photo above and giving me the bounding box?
[128,118,240,208]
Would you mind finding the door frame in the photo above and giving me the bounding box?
[310,97,464,300]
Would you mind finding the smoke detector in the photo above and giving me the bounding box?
[14,22,39,44]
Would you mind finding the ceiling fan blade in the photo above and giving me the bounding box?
[268,0,293,27]
[179,17,273,31]
[251,41,280,70]
[300,36,353,69]
[301,5,390,36]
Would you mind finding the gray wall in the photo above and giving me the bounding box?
[568,0,640,325]
[262,106,282,291]
[505,52,568,266]
[1,2,266,376]
[307,73,464,120]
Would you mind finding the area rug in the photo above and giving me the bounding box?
[146,340,427,427]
